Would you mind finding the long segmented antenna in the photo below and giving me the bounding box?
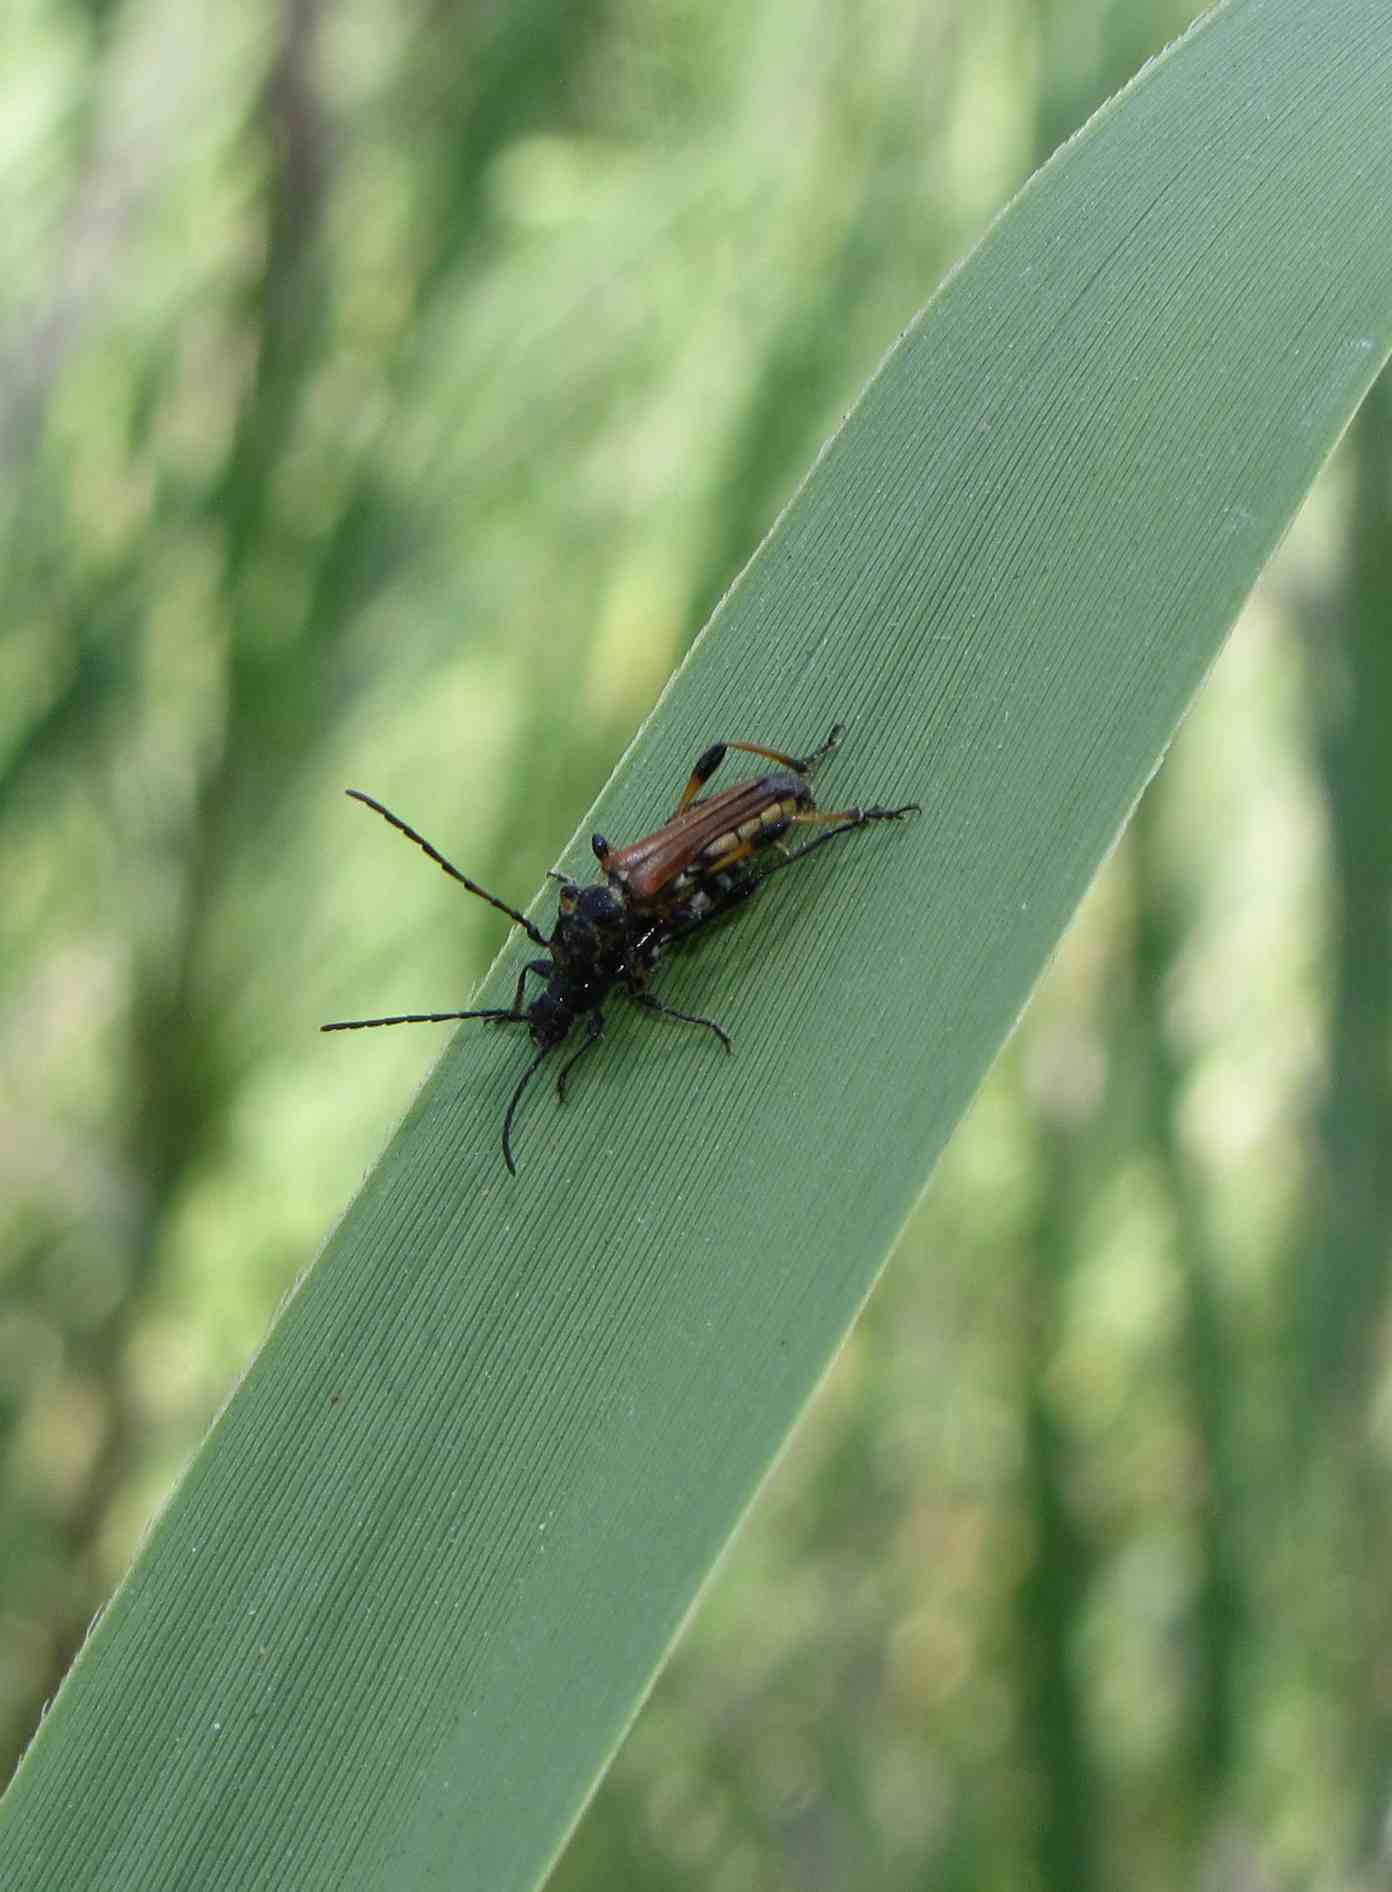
[502,1043,552,1175]
[345,790,550,948]
[321,1009,526,1033]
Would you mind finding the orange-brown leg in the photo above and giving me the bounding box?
[785,801,917,829]
[681,833,763,877]
[756,802,920,877]
[671,743,731,816]
[671,722,845,816]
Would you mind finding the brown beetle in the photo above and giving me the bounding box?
[323,724,917,1172]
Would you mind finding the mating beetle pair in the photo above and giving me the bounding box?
[323,723,917,1172]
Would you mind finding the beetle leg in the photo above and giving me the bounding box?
[628,990,732,1052]
[790,721,845,775]
[556,1010,605,1102]
[672,742,732,816]
[685,832,764,878]
[669,722,845,817]
[753,802,921,879]
[788,801,920,829]
[717,723,845,778]
[495,957,554,1020]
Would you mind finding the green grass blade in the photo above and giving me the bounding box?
[6,2,1392,1887]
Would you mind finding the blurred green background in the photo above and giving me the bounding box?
[3,0,1390,1885]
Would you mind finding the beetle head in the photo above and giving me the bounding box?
[526,986,573,1049]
